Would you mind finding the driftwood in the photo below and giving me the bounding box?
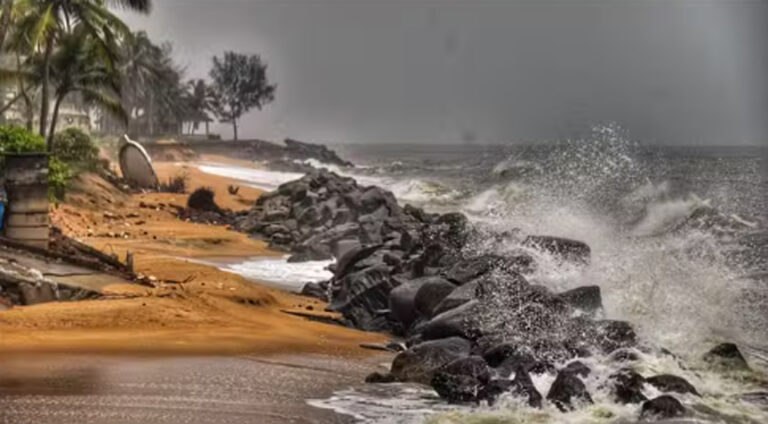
[0,235,132,278]
[279,309,348,327]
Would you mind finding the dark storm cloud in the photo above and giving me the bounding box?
[119,0,768,145]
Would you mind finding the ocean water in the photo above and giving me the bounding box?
[200,125,768,423]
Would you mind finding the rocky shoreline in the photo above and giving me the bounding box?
[185,166,756,421]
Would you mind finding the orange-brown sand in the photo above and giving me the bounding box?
[0,160,385,356]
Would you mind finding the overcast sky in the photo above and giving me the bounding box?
[119,0,768,146]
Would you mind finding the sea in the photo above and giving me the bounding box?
[199,124,768,424]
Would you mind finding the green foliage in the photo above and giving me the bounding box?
[0,125,45,154]
[208,51,276,140]
[48,156,72,200]
[52,128,99,166]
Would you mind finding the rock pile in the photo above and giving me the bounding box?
[233,169,746,419]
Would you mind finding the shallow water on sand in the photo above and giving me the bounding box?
[0,353,385,424]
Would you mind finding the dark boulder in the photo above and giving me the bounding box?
[558,286,602,314]
[640,395,686,420]
[562,361,591,378]
[330,265,398,330]
[300,281,329,301]
[334,243,382,278]
[607,368,647,404]
[546,370,594,411]
[645,374,699,396]
[390,337,472,384]
[443,254,533,285]
[703,343,749,370]
[430,280,479,316]
[480,368,543,407]
[389,279,428,328]
[413,277,456,318]
[420,300,483,341]
[482,343,533,368]
[594,320,637,353]
[523,235,591,263]
[431,356,492,402]
[608,348,641,363]
[365,372,397,383]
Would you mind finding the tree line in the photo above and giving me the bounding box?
[0,0,276,151]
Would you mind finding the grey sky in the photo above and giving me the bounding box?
[119,0,768,145]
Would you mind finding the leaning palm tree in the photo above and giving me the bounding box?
[12,0,150,147]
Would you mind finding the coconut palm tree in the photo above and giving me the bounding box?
[18,25,126,145]
[12,0,150,148]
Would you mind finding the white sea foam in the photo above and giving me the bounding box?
[221,256,333,292]
[197,163,304,190]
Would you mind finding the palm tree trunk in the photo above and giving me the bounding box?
[0,0,14,51]
[148,92,155,136]
[47,94,65,149]
[232,118,238,141]
[40,36,54,144]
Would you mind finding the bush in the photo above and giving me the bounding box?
[0,125,75,201]
[52,128,98,167]
[48,157,73,200]
[159,173,187,193]
[0,125,45,154]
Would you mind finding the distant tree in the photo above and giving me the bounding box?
[208,52,275,141]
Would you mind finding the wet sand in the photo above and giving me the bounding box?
[0,353,389,424]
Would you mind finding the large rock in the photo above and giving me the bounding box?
[645,374,699,396]
[443,254,534,285]
[283,138,353,167]
[420,300,483,341]
[330,265,397,330]
[546,370,594,411]
[523,235,591,263]
[640,395,686,420]
[430,280,480,316]
[703,343,749,370]
[607,368,647,404]
[558,286,602,314]
[389,337,472,384]
[430,356,491,403]
[413,277,456,318]
[388,279,428,328]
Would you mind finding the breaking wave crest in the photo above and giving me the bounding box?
[314,124,768,423]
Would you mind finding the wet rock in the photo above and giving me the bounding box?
[481,343,540,376]
[334,243,382,277]
[594,320,637,353]
[562,361,591,378]
[607,368,647,404]
[481,368,543,407]
[558,286,602,314]
[330,265,398,330]
[389,279,428,328]
[413,277,456,318]
[300,281,328,301]
[640,395,686,420]
[365,372,397,383]
[608,348,641,363]
[389,337,472,384]
[645,374,699,396]
[420,300,483,341]
[523,235,591,263]
[430,356,491,403]
[430,280,479,316]
[546,370,594,411]
[703,343,750,370]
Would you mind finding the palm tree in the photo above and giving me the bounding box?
[23,24,127,144]
[12,0,150,149]
[185,78,210,134]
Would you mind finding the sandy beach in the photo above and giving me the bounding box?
[0,156,386,356]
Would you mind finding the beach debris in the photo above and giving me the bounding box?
[227,185,240,195]
[119,135,159,188]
